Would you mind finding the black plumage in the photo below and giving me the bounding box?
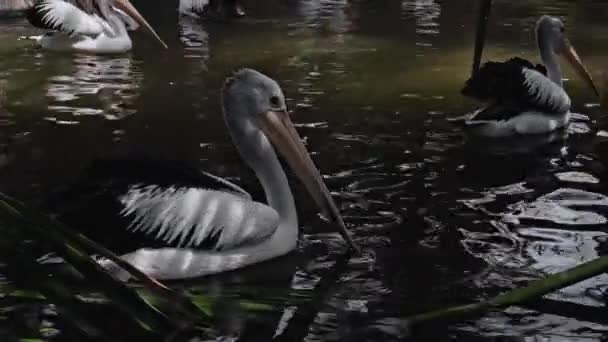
[24,2,59,30]
[24,0,108,34]
[462,57,546,101]
[462,57,569,121]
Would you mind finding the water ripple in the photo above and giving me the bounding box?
[45,55,142,122]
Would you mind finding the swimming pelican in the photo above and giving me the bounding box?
[50,69,358,280]
[25,0,167,53]
[461,15,598,137]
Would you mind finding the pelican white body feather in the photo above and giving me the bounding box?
[101,183,296,280]
[38,0,107,36]
[34,30,132,53]
[466,109,570,137]
[121,186,279,250]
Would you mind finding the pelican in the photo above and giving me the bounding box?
[49,69,358,280]
[24,0,167,53]
[461,15,598,137]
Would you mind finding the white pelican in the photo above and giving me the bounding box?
[51,69,358,280]
[461,15,598,137]
[24,0,167,53]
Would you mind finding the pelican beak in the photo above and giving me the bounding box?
[560,38,598,97]
[112,0,168,49]
[258,110,360,254]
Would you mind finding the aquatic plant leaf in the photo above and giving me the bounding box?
[0,193,180,335]
[239,301,274,312]
[404,254,608,330]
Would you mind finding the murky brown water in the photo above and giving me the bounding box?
[1,0,608,341]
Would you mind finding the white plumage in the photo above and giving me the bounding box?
[521,68,571,114]
[465,110,570,137]
[121,184,279,250]
[37,0,107,36]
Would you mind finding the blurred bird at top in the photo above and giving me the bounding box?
[24,0,167,53]
[179,0,245,19]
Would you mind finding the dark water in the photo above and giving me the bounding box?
[1,0,608,340]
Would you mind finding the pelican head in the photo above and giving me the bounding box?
[222,69,359,252]
[536,15,598,96]
[108,0,168,49]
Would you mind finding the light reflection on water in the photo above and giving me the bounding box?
[178,16,211,61]
[45,55,142,121]
[0,0,607,340]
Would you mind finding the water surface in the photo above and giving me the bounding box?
[0,0,608,340]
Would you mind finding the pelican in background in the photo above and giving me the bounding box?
[461,15,598,137]
[25,0,167,53]
[49,69,358,280]
[179,0,245,18]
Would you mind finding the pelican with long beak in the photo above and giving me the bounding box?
[49,69,358,280]
[25,0,167,53]
[461,15,598,137]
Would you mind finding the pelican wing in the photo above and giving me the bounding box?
[462,57,571,120]
[46,158,279,254]
[120,184,279,250]
[25,0,105,36]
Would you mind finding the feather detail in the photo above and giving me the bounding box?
[120,184,279,250]
[45,158,273,254]
[26,0,104,36]
[462,57,570,116]
[520,68,570,113]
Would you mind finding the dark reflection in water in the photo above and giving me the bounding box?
[0,0,608,341]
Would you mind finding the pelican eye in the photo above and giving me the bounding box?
[269,96,280,107]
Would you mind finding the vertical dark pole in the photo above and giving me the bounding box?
[602,70,607,109]
[471,0,493,77]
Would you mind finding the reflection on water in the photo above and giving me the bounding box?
[0,0,607,341]
[401,0,441,35]
[297,0,354,34]
[0,80,13,169]
[45,55,142,122]
[178,16,211,61]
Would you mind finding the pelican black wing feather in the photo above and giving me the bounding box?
[25,1,60,30]
[25,0,107,35]
[43,158,280,255]
[83,157,251,198]
[462,57,570,120]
